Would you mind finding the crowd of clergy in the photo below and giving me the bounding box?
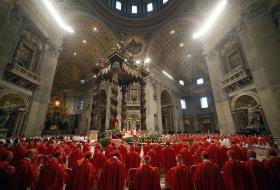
[0,134,279,190]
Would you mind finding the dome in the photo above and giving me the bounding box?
[101,0,172,18]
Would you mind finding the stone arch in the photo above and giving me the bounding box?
[0,90,29,137]
[231,91,261,109]
[231,91,268,133]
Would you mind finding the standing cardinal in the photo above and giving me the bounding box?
[166,154,194,190]
[133,155,161,190]
[223,150,251,190]
[98,151,126,190]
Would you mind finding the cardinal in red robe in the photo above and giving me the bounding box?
[263,149,280,190]
[91,148,106,176]
[133,155,161,190]
[245,150,271,190]
[66,151,96,190]
[162,141,176,174]
[118,142,128,161]
[143,141,151,155]
[36,150,67,190]
[0,150,15,190]
[68,144,83,169]
[179,147,193,167]
[11,149,38,190]
[98,151,126,190]
[126,146,141,172]
[223,150,251,190]
[147,148,160,169]
[166,154,194,190]
[194,151,225,190]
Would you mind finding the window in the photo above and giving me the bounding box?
[200,97,208,108]
[179,80,184,86]
[197,78,204,85]
[147,3,153,12]
[181,99,187,109]
[116,1,122,10]
[163,0,169,4]
[132,5,138,14]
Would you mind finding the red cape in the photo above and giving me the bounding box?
[11,158,38,190]
[263,157,280,190]
[66,158,96,190]
[133,164,161,190]
[36,158,67,190]
[166,163,194,190]
[147,149,160,168]
[245,159,271,190]
[194,160,225,190]
[162,146,176,173]
[68,147,83,169]
[223,159,251,190]
[98,157,126,190]
[126,150,140,172]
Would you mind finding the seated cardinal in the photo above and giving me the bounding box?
[166,154,194,190]
[133,155,161,190]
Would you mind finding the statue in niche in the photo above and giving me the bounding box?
[17,45,34,69]
[154,114,159,133]
[130,87,138,101]
[0,101,21,129]
[247,104,261,129]
[228,50,243,70]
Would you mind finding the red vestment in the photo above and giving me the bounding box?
[166,163,194,190]
[180,148,193,167]
[66,158,96,190]
[98,157,126,190]
[91,149,106,174]
[133,164,161,190]
[36,158,67,190]
[147,149,160,168]
[68,146,83,169]
[194,160,225,190]
[126,150,140,172]
[0,161,15,190]
[162,146,176,173]
[143,143,151,155]
[118,144,128,161]
[245,159,271,190]
[11,158,38,190]
[223,159,251,190]
[263,157,280,190]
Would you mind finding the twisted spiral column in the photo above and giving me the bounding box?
[121,86,127,130]
[110,74,119,128]
[140,80,147,130]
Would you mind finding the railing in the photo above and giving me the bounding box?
[7,63,41,85]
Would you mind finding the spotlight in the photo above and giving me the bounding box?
[170,30,175,34]
[193,0,227,39]
[144,58,151,64]
[162,70,174,80]
[41,0,74,33]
